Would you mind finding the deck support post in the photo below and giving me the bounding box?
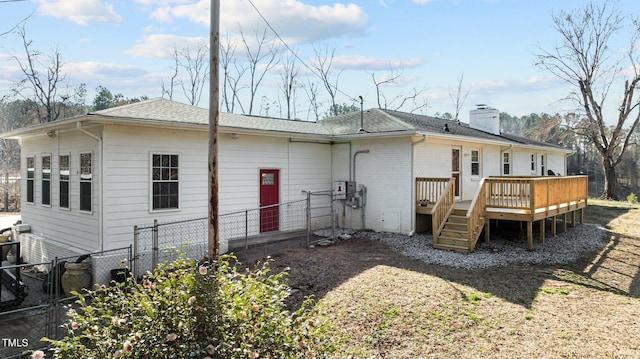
[484,219,490,243]
[551,215,557,236]
[579,208,584,224]
[539,219,545,243]
[571,210,576,227]
[562,213,567,233]
[527,221,533,250]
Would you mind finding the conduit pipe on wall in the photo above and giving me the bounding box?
[76,121,104,252]
[410,135,427,235]
[352,149,369,184]
[352,149,369,230]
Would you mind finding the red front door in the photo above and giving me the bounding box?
[259,169,279,232]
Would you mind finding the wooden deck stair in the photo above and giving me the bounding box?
[434,209,471,253]
[433,208,482,253]
[417,175,589,253]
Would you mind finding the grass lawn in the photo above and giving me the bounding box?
[264,199,640,358]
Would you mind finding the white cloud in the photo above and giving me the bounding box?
[332,55,425,71]
[125,34,207,58]
[65,62,148,79]
[149,0,368,44]
[34,0,123,25]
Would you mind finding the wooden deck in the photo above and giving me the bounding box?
[416,176,588,253]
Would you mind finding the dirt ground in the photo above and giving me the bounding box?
[234,201,640,358]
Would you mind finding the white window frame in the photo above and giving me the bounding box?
[79,152,93,213]
[502,151,511,176]
[59,154,71,210]
[26,155,35,204]
[470,149,481,177]
[150,153,181,212]
[41,154,52,207]
[530,153,536,174]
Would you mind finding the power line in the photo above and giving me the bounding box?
[245,0,360,104]
[0,0,29,3]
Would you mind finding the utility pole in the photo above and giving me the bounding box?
[208,0,220,259]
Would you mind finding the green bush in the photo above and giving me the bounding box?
[627,192,638,204]
[41,255,337,358]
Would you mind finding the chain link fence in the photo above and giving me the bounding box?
[0,246,132,359]
[134,192,336,278]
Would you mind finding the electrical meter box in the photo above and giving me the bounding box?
[334,181,347,199]
[347,181,356,196]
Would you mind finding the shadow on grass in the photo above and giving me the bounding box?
[236,202,640,310]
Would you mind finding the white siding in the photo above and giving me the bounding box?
[19,130,101,255]
[413,138,568,201]
[333,138,413,234]
[102,126,332,251]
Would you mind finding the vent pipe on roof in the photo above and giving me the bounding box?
[358,96,366,133]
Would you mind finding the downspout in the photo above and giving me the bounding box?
[352,149,369,229]
[76,121,104,252]
[410,134,427,236]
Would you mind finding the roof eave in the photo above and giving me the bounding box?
[422,131,572,153]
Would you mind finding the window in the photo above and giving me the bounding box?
[470,150,480,176]
[42,155,51,206]
[59,155,70,209]
[152,154,179,210]
[541,154,545,176]
[502,152,511,175]
[80,153,92,212]
[27,156,35,204]
[530,154,536,173]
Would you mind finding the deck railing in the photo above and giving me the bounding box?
[416,177,451,207]
[429,179,455,244]
[486,175,588,215]
[465,177,487,251]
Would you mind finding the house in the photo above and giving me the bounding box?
[1,99,584,282]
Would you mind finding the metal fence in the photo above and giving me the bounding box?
[0,246,132,359]
[133,191,336,278]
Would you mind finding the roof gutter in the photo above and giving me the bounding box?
[76,121,104,252]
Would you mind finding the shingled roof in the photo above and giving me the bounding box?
[1,98,568,151]
[319,108,567,150]
[91,97,332,135]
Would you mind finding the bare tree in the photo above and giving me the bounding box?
[279,52,300,119]
[311,44,342,117]
[303,80,322,121]
[219,34,247,113]
[161,43,209,106]
[241,26,280,115]
[161,49,180,101]
[177,43,209,106]
[449,73,470,123]
[536,1,640,199]
[370,68,402,109]
[14,26,68,123]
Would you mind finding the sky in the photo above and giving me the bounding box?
[0,0,639,122]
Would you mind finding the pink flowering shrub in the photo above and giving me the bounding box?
[42,255,337,358]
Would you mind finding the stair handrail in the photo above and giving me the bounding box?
[464,177,487,252]
[430,178,455,245]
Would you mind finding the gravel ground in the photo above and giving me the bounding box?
[315,221,608,270]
